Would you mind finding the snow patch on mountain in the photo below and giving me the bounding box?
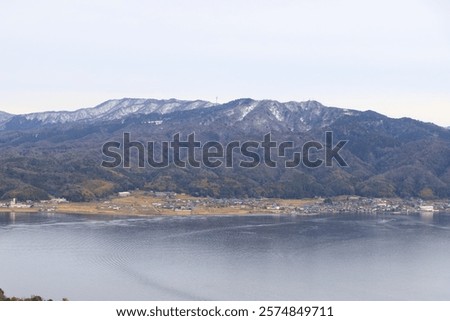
[268,103,284,121]
[238,101,259,121]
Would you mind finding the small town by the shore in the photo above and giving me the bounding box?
[1,191,449,216]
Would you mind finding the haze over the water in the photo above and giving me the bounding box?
[0,0,449,126]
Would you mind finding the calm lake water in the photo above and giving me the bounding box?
[1,212,449,300]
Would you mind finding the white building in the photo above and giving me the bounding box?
[419,205,434,212]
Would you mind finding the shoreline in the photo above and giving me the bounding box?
[0,209,438,218]
[1,192,447,217]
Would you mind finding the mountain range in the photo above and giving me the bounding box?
[0,98,449,201]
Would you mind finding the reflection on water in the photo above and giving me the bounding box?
[1,212,450,300]
[420,211,434,223]
[8,212,16,224]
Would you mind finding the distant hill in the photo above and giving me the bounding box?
[0,111,13,123]
[0,98,449,201]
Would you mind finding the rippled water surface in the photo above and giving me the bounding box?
[1,212,450,300]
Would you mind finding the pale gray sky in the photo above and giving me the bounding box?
[1,0,449,126]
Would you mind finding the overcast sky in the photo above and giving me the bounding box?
[1,0,449,126]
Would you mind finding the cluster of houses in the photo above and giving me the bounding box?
[133,191,450,215]
[297,197,444,215]
[0,197,69,209]
[0,198,33,209]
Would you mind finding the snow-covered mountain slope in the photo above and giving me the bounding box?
[1,98,360,131]
[19,98,215,124]
[190,99,361,133]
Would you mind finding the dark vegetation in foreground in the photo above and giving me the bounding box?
[0,288,68,301]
